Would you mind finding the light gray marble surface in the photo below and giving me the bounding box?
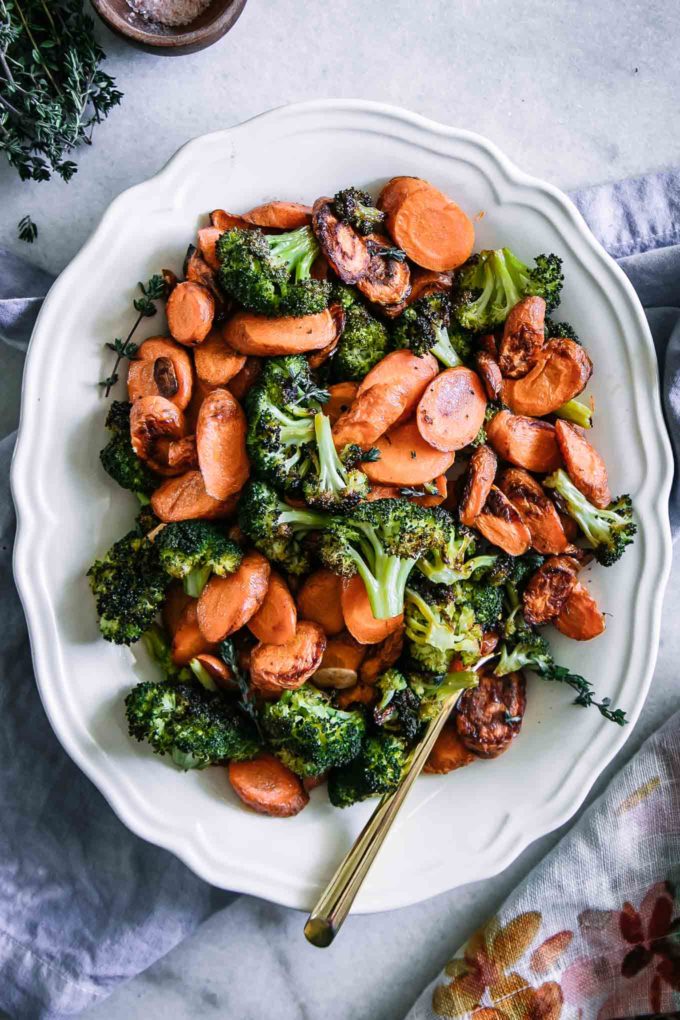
[1,0,679,1017]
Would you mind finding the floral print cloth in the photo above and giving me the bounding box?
[405,715,680,1019]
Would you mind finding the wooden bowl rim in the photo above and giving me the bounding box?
[91,0,247,49]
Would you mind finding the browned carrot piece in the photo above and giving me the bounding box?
[156,434,198,474]
[296,569,345,636]
[193,653,236,692]
[480,631,500,656]
[335,684,378,710]
[197,551,271,642]
[359,631,404,685]
[171,601,216,665]
[249,621,327,693]
[242,201,313,230]
[382,267,453,319]
[474,486,531,556]
[341,575,403,645]
[459,445,498,526]
[502,338,592,416]
[357,349,439,415]
[224,309,335,356]
[162,582,192,637]
[210,209,254,231]
[379,178,475,271]
[486,410,562,474]
[196,388,249,501]
[183,247,221,303]
[311,198,371,284]
[247,572,297,646]
[416,367,487,452]
[498,467,568,555]
[475,350,503,401]
[356,234,411,306]
[129,396,187,473]
[227,357,262,402]
[555,581,606,640]
[331,383,410,450]
[307,303,345,370]
[166,281,215,346]
[193,329,246,389]
[424,725,476,774]
[197,227,222,270]
[522,555,579,626]
[325,382,359,424]
[127,336,194,410]
[151,470,238,522]
[361,419,456,485]
[498,296,546,378]
[554,419,611,509]
[319,631,367,672]
[364,485,401,501]
[228,754,309,817]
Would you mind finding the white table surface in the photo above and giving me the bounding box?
[1,0,679,1017]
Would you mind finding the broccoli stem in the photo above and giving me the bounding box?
[189,658,218,692]
[351,543,416,620]
[278,505,330,532]
[136,492,151,505]
[544,469,617,548]
[554,399,593,429]
[430,325,463,369]
[314,411,349,494]
[184,564,212,598]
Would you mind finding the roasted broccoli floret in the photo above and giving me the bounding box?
[554,398,593,429]
[373,668,422,742]
[328,732,410,808]
[330,282,360,310]
[452,248,564,332]
[217,226,330,316]
[88,531,169,645]
[155,520,243,596]
[404,584,482,674]
[302,411,370,511]
[544,469,636,566]
[238,479,329,574]
[409,669,480,722]
[417,512,495,585]
[259,685,365,778]
[99,400,157,499]
[125,680,260,769]
[457,580,505,631]
[141,623,191,682]
[545,319,580,343]
[136,503,161,536]
[333,303,390,381]
[333,187,385,236]
[391,293,473,369]
[318,499,442,619]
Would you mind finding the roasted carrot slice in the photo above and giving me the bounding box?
[498,467,568,555]
[319,631,367,672]
[486,410,562,474]
[210,209,254,231]
[331,383,410,450]
[224,308,335,356]
[249,621,327,693]
[296,569,345,637]
[325,382,359,424]
[307,303,345,370]
[197,227,222,270]
[196,387,249,501]
[166,281,215,346]
[361,419,456,486]
[357,349,439,407]
[356,234,411,306]
[416,367,487,452]
[227,356,262,402]
[335,684,378,710]
[341,575,403,645]
[459,445,498,526]
[474,486,531,555]
[522,555,579,626]
[475,350,503,401]
[247,571,297,646]
[242,201,312,230]
[197,551,270,643]
[193,329,246,389]
[151,470,238,522]
[129,395,187,474]
[555,581,606,640]
[127,336,194,410]
[498,296,546,378]
[171,601,216,665]
[502,338,592,416]
[359,630,404,685]
[555,419,611,509]
[228,754,309,817]
[424,725,476,774]
[379,177,475,271]
[311,198,371,284]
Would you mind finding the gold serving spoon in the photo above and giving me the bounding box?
[304,660,491,947]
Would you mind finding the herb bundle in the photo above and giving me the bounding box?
[0,0,122,182]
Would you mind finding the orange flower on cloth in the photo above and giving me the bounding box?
[432,911,572,1019]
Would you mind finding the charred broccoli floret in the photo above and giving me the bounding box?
[404,583,482,674]
[328,732,410,808]
[373,668,422,742]
[88,531,169,645]
[391,293,473,369]
[333,303,390,381]
[545,319,580,343]
[155,520,243,596]
[333,187,385,236]
[544,469,636,566]
[409,669,480,722]
[238,480,329,574]
[217,226,330,316]
[417,512,495,586]
[259,685,366,778]
[330,282,360,310]
[99,400,157,499]
[136,503,161,536]
[125,680,260,769]
[302,411,370,511]
[452,248,564,332]
[456,580,505,631]
[318,499,442,619]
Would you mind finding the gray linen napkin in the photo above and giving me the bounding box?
[0,167,679,1019]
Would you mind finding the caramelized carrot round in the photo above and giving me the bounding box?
[474,486,531,556]
[312,198,371,284]
[555,581,606,640]
[247,571,297,646]
[459,445,498,526]
[361,419,456,485]
[522,555,579,626]
[383,267,453,318]
[555,419,611,509]
[129,395,186,468]
[127,337,194,410]
[341,575,403,645]
[242,201,312,230]
[416,367,487,452]
[498,467,568,555]
[249,621,327,693]
[424,725,475,774]
[498,296,546,378]
[502,338,592,416]
[487,410,562,474]
[196,387,250,501]
[356,234,411,306]
[194,329,246,389]
[296,569,345,636]
[228,754,309,817]
[166,281,215,346]
[210,209,254,231]
[227,357,262,402]
[224,309,335,356]
[331,383,410,450]
[325,382,359,424]
[357,349,439,415]
[151,470,238,522]
[197,227,222,270]
[380,178,474,271]
[197,551,270,643]
[171,601,216,665]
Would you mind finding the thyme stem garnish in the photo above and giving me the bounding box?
[100,275,167,397]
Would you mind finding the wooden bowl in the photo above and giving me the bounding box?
[92,0,248,55]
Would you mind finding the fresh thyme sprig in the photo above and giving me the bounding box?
[218,638,262,737]
[17,214,37,243]
[0,0,123,182]
[100,275,167,397]
[538,663,627,725]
